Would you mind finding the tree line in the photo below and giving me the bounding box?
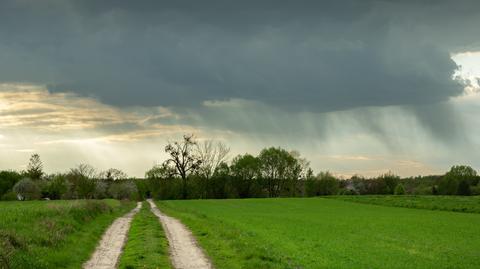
[1,135,479,201]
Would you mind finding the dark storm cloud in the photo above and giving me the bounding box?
[0,0,479,112]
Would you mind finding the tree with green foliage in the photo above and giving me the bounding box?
[258,147,302,197]
[447,165,477,180]
[45,174,68,199]
[145,164,176,179]
[316,172,339,195]
[0,170,22,199]
[439,165,477,195]
[230,154,261,198]
[145,164,181,200]
[394,183,406,195]
[378,172,400,194]
[305,171,339,196]
[26,153,43,180]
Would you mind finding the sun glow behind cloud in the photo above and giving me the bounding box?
[0,83,203,174]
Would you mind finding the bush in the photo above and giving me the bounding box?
[1,191,18,201]
[394,184,406,195]
[13,178,41,200]
[339,189,358,195]
[412,186,433,195]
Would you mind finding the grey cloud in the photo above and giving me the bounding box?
[0,0,478,112]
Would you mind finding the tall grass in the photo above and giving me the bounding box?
[0,199,134,268]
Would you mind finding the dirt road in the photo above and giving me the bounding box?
[147,199,213,269]
[83,202,142,269]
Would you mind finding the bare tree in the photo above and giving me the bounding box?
[68,164,97,199]
[99,168,128,181]
[163,134,202,198]
[196,140,230,180]
[290,150,310,179]
[70,164,97,179]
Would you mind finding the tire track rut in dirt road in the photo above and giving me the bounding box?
[83,202,142,269]
[147,199,214,269]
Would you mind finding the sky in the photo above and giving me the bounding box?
[0,0,479,177]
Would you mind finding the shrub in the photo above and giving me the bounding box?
[13,178,41,200]
[394,184,406,195]
[1,191,18,201]
[412,186,433,195]
[339,189,358,195]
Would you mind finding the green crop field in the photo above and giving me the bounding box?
[330,195,480,213]
[0,199,135,269]
[156,197,480,269]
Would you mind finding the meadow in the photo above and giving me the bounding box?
[157,197,480,269]
[0,199,134,269]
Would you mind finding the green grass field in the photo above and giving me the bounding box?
[0,199,135,269]
[118,201,172,269]
[330,195,480,213]
[156,197,480,269]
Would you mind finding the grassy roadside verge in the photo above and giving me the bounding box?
[0,199,135,269]
[118,201,172,269]
[329,195,480,213]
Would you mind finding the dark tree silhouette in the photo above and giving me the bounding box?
[164,134,202,198]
